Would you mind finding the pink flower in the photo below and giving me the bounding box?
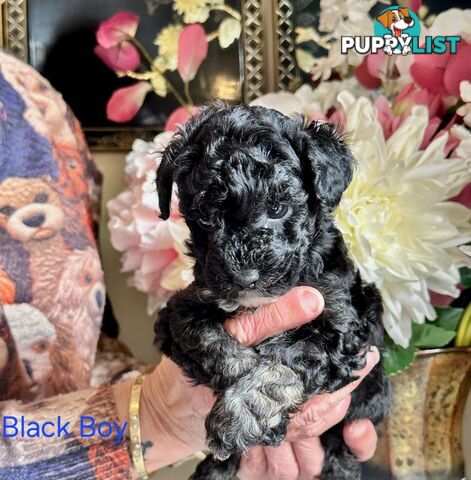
[106,82,152,123]
[374,84,448,142]
[108,133,194,314]
[430,290,460,308]
[94,43,140,72]
[96,11,139,48]
[401,0,422,12]
[95,11,141,72]
[178,24,208,83]
[165,106,199,132]
[410,41,471,96]
[354,53,388,90]
[452,183,471,209]
[374,96,402,139]
[392,83,445,118]
[355,57,382,89]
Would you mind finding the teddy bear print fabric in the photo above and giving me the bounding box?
[0,50,105,401]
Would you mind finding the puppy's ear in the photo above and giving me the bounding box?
[298,121,354,213]
[399,7,410,17]
[156,106,218,220]
[376,10,392,28]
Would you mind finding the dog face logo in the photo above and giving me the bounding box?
[376,8,414,37]
[0,178,65,242]
[342,9,460,56]
[374,6,419,55]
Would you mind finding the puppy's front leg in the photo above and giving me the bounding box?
[155,287,260,393]
[206,362,305,460]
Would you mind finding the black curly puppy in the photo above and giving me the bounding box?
[154,103,390,480]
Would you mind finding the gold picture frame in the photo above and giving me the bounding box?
[0,0,28,62]
[0,0,300,150]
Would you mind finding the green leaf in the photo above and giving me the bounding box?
[411,323,456,349]
[434,307,463,332]
[460,267,471,289]
[383,338,417,376]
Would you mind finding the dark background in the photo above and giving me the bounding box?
[28,0,242,129]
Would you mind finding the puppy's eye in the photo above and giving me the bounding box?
[267,202,288,219]
[0,205,15,216]
[34,193,48,203]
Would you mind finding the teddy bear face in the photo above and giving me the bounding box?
[3,304,56,387]
[0,178,65,242]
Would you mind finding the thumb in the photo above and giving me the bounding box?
[225,287,324,346]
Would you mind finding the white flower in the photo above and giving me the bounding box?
[250,81,369,118]
[296,80,370,113]
[428,8,471,43]
[174,0,224,24]
[450,124,471,162]
[310,44,345,81]
[334,92,471,347]
[296,48,317,74]
[154,24,183,71]
[250,91,311,117]
[457,81,471,127]
[108,132,194,314]
[218,18,241,48]
[319,0,375,33]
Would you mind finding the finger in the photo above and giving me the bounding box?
[287,395,351,441]
[343,420,378,462]
[290,348,379,430]
[238,446,268,480]
[265,442,300,480]
[225,287,324,346]
[292,436,325,480]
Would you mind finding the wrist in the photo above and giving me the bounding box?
[111,363,203,475]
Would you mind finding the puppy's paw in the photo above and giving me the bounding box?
[206,363,304,459]
[213,348,260,390]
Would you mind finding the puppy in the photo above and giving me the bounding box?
[154,104,390,480]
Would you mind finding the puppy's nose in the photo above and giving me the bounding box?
[233,269,259,289]
[23,213,45,228]
[404,16,413,24]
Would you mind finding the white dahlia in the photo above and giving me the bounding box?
[334,92,471,347]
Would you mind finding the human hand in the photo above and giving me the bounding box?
[237,350,379,480]
[142,286,326,457]
[114,286,379,475]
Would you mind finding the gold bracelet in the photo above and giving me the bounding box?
[129,375,151,479]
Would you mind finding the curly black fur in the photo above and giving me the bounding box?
[154,103,390,479]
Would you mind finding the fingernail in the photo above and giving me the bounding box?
[367,348,380,366]
[299,288,324,315]
[347,420,367,437]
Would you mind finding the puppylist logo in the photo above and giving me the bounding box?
[341,6,461,56]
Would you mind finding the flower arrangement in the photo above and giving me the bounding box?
[253,4,471,373]
[107,132,195,314]
[94,3,241,126]
[108,2,471,375]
